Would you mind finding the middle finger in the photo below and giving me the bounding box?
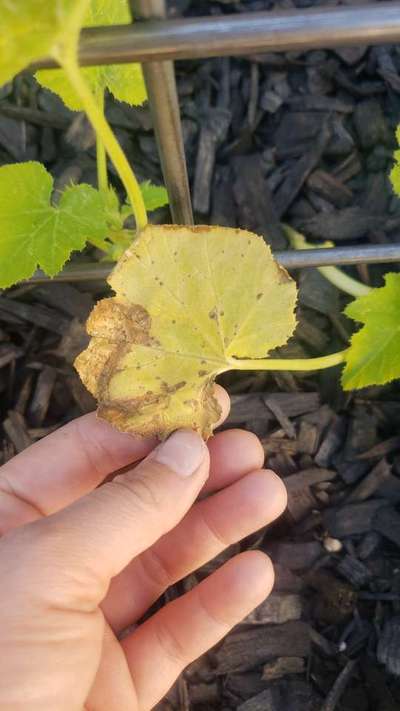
[102,432,284,633]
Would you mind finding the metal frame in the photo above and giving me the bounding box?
[30,2,400,282]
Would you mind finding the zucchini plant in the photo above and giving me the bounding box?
[1,0,400,439]
[0,0,168,287]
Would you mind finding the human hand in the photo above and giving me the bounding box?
[0,387,286,710]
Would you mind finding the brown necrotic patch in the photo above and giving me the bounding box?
[87,298,151,345]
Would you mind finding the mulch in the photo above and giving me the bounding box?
[1,0,400,708]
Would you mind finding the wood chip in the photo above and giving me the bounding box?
[357,435,400,460]
[28,365,57,427]
[274,120,330,217]
[214,621,311,674]
[57,318,89,364]
[264,394,296,438]
[348,459,392,503]
[373,506,400,548]
[237,689,275,711]
[307,170,353,208]
[238,679,316,711]
[0,344,24,368]
[193,108,231,214]
[315,416,347,468]
[232,154,286,249]
[0,297,70,335]
[377,617,400,677]
[284,467,336,522]
[269,541,323,571]
[323,500,387,538]
[262,656,305,681]
[320,659,358,711]
[33,283,93,321]
[337,554,372,588]
[3,410,33,452]
[227,392,320,427]
[245,594,302,625]
[298,206,400,242]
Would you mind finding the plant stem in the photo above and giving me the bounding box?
[231,349,348,371]
[285,225,371,298]
[318,265,371,297]
[59,58,147,231]
[95,90,108,194]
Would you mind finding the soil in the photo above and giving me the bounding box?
[1,1,400,709]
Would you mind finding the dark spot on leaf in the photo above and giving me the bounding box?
[209,307,217,320]
[198,370,207,377]
[257,292,263,300]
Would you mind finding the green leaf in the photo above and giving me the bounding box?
[36,0,146,109]
[390,159,400,197]
[0,162,109,287]
[101,187,124,231]
[342,273,400,390]
[140,181,169,212]
[0,0,83,88]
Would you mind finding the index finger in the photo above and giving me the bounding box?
[0,385,230,531]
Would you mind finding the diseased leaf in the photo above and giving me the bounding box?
[342,273,400,390]
[0,162,109,287]
[0,0,82,87]
[75,225,297,438]
[36,0,146,109]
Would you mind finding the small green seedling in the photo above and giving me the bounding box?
[1,0,400,439]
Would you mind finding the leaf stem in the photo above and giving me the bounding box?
[285,225,371,298]
[95,90,108,194]
[317,265,371,298]
[231,349,348,371]
[59,58,148,231]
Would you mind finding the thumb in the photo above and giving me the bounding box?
[23,430,209,601]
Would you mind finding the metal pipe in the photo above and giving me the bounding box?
[23,244,400,284]
[274,244,400,269]
[33,4,400,69]
[132,0,193,225]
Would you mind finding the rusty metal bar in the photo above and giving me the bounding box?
[23,244,400,284]
[132,0,193,224]
[34,4,400,69]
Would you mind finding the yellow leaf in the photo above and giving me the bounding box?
[75,225,297,438]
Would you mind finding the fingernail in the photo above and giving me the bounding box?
[153,430,206,477]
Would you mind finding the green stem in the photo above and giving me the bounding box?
[87,235,110,251]
[95,91,108,194]
[318,265,371,297]
[285,225,371,298]
[230,349,348,372]
[59,58,147,231]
